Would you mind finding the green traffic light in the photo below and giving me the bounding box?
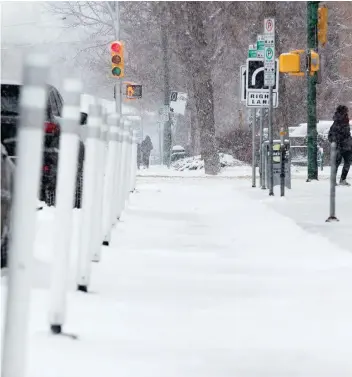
[112,67,121,76]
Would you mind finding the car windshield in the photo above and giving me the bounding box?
[1,84,21,115]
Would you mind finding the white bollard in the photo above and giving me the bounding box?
[124,130,133,203]
[76,103,102,292]
[115,125,127,219]
[48,78,82,335]
[102,115,120,246]
[111,125,123,225]
[2,53,49,377]
[130,130,138,193]
[116,128,129,219]
[91,110,109,262]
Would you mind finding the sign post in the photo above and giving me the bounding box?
[264,17,276,195]
[252,108,256,187]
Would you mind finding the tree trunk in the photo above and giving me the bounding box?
[193,71,220,175]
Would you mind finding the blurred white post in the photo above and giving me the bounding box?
[124,129,133,202]
[92,110,109,262]
[115,123,128,221]
[102,115,120,246]
[2,53,49,377]
[76,103,102,292]
[48,78,82,335]
[130,130,138,192]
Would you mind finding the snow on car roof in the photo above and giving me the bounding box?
[172,145,185,151]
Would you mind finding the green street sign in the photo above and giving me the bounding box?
[257,35,265,51]
[265,47,274,60]
[248,44,257,58]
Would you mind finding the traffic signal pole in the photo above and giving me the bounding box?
[307,1,319,181]
[160,4,171,167]
[107,2,122,120]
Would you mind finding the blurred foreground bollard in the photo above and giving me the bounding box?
[92,110,109,262]
[102,115,120,246]
[326,142,339,222]
[76,103,102,292]
[116,126,128,220]
[49,78,82,335]
[2,53,49,377]
[130,130,138,192]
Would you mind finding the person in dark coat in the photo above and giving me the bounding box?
[328,105,352,186]
[141,136,153,168]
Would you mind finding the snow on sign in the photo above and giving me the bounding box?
[170,92,187,115]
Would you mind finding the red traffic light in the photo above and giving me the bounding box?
[111,42,121,53]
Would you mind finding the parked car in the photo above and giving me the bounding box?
[1,81,86,208]
[1,144,14,268]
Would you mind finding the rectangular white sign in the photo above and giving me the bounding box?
[170,92,188,115]
[246,90,278,108]
[264,18,275,35]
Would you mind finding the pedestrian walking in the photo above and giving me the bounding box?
[328,105,352,186]
[141,135,153,169]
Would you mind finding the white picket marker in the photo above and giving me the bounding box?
[102,115,120,246]
[116,127,129,219]
[48,78,82,335]
[125,130,133,202]
[91,110,109,262]
[130,130,138,192]
[2,53,49,377]
[111,124,123,225]
[76,103,102,292]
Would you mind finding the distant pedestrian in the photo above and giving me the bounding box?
[141,135,153,169]
[328,105,352,186]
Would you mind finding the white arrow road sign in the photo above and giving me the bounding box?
[251,67,265,86]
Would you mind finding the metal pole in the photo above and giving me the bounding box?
[252,108,256,187]
[49,78,82,335]
[2,53,49,377]
[259,108,264,187]
[307,1,319,181]
[261,142,267,190]
[106,2,122,127]
[280,128,285,197]
[326,142,339,222]
[268,85,274,196]
[161,4,171,166]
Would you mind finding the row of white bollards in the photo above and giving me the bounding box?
[1,54,138,377]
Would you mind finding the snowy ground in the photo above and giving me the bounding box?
[2,172,352,377]
[139,164,332,180]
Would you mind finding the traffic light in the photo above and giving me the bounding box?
[279,50,305,75]
[110,41,124,78]
[309,50,320,73]
[318,7,328,47]
[279,53,301,73]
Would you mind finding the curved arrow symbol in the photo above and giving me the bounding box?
[252,67,264,86]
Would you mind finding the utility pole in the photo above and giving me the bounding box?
[307,1,319,181]
[160,4,171,166]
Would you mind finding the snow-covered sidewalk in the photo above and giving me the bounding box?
[2,178,352,377]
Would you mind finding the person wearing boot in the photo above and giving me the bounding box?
[328,105,352,186]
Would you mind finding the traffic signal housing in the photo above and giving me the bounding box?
[126,84,142,99]
[318,7,328,47]
[110,41,124,78]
